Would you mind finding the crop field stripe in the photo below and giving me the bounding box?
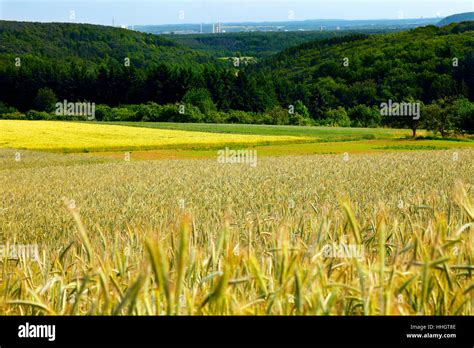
[0,120,310,152]
[102,121,419,140]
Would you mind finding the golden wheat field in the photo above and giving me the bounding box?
[0,148,472,315]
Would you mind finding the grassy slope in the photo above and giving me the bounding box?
[103,122,417,140]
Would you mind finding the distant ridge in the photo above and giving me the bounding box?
[137,17,439,35]
[438,12,474,26]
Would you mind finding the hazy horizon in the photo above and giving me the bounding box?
[0,0,472,26]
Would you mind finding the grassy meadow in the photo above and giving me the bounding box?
[0,120,473,315]
[104,122,419,139]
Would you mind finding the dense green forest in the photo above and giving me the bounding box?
[259,23,474,101]
[1,20,473,134]
[256,22,474,133]
[0,21,208,68]
[164,30,392,58]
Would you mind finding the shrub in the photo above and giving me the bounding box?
[289,112,314,126]
[25,110,51,120]
[294,100,311,119]
[134,103,163,122]
[348,105,381,127]
[95,105,112,121]
[268,106,290,125]
[225,110,267,124]
[157,104,204,123]
[182,88,217,115]
[111,108,136,122]
[0,102,19,115]
[95,105,138,122]
[0,112,26,120]
[324,107,351,127]
[205,110,228,124]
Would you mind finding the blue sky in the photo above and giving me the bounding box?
[1,0,472,25]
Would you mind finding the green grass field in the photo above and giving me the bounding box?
[104,122,420,140]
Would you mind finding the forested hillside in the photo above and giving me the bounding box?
[0,20,209,67]
[1,21,473,133]
[164,30,390,58]
[438,13,474,26]
[258,23,474,128]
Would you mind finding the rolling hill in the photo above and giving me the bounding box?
[438,12,474,26]
[164,30,393,59]
[0,20,209,68]
[257,22,474,113]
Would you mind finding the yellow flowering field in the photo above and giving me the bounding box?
[0,120,309,152]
